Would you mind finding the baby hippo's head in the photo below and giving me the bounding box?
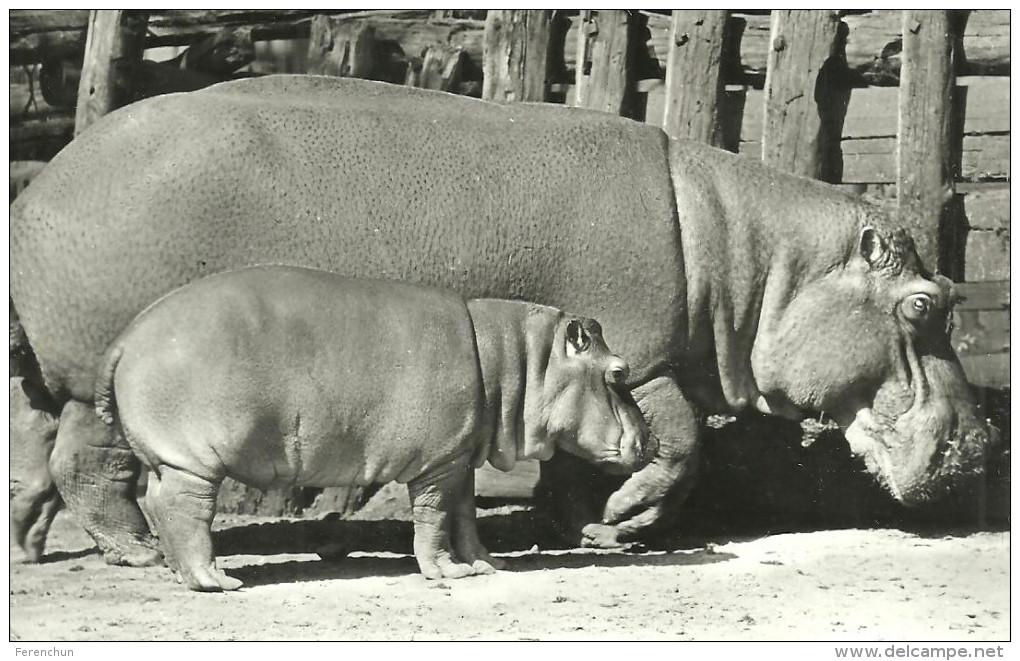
[526,316,655,474]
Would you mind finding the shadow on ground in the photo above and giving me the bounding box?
[214,386,1009,567]
[215,505,739,587]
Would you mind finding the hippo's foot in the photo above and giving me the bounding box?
[99,536,164,567]
[49,401,159,568]
[418,550,480,580]
[580,523,631,550]
[10,488,62,564]
[592,377,701,546]
[450,471,504,573]
[9,378,61,563]
[143,465,233,592]
[449,528,504,573]
[409,467,492,580]
[178,565,243,592]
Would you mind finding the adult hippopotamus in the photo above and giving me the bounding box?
[9,75,993,565]
[93,265,650,590]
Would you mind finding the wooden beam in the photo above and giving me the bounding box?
[661,10,728,145]
[11,10,1009,88]
[761,10,850,183]
[406,44,465,92]
[954,280,1009,312]
[306,16,376,78]
[574,10,635,116]
[481,10,553,103]
[74,10,149,135]
[897,10,968,275]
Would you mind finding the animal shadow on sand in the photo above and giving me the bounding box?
[217,510,735,588]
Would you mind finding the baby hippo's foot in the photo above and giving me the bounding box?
[181,564,243,592]
[451,535,505,574]
[416,548,481,581]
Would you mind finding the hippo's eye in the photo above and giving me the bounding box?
[901,294,933,322]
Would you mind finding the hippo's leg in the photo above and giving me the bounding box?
[582,376,702,549]
[9,378,62,563]
[48,400,162,567]
[407,465,481,580]
[145,466,240,592]
[449,470,504,573]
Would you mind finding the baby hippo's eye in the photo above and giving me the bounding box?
[901,293,933,322]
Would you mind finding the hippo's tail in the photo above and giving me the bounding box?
[94,345,124,425]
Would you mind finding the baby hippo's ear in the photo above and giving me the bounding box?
[566,318,591,356]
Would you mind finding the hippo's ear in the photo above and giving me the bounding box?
[859,227,887,268]
[565,319,591,355]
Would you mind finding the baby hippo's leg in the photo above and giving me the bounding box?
[450,470,504,573]
[145,466,240,592]
[407,465,481,580]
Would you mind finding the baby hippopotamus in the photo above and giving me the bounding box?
[94,265,653,591]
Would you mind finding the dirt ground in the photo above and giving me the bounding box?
[9,491,1010,642]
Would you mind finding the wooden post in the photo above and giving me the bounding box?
[482,10,552,103]
[407,44,465,92]
[661,10,728,146]
[74,10,149,135]
[897,10,969,277]
[761,10,850,182]
[307,16,376,78]
[574,10,633,116]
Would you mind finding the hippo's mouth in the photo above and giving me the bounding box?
[593,389,656,473]
[840,402,991,506]
[842,407,907,501]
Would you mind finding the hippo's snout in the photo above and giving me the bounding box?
[604,388,655,474]
[845,403,993,506]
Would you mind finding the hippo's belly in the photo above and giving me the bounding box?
[10,76,686,403]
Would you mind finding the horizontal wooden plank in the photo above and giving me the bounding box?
[955,281,1010,312]
[828,133,1009,184]
[733,81,1009,143]
[964,188,1010,231]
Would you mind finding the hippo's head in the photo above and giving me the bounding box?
[752,226,994,505]
[521,314,654,474]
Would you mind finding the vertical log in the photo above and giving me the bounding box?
[761,10,850,183]
[482,10,552,103]
[407,44,465,92]
[661,10,728,146]
[897,10,969,276]
[74,10,148,135]
[574,10,633,116]
[307,16,376,78]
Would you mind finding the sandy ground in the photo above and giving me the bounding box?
[9,502,1010,642]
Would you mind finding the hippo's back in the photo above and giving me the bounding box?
[10,75,685,403]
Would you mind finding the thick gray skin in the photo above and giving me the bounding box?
[95,266,651,590]
[10,76,992,562]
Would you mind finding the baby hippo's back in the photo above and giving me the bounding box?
[104,266,485,488]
